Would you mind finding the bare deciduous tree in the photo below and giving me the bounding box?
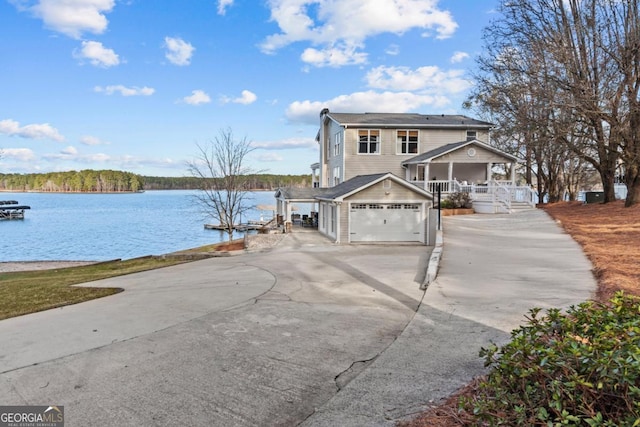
[469,0,640,205]
[188,128,259,241]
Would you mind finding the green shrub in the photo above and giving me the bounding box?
[440,198,455,209]
[461,292,640,426]
[447,191,472,208]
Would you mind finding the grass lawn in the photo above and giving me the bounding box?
[0,239,245,321]
[403,201,640,427]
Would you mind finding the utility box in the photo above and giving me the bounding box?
[585,192,604,204]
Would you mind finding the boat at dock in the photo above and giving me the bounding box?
[0,200,30,220]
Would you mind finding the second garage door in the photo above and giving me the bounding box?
[349,203,422,242]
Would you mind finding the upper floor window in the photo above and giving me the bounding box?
[333,132,342,156]
[397,130,418,154]
[333,166,341,186]
[358,130,380,154]
[466,130,477,141]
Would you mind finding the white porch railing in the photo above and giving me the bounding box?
[416,179,536,210]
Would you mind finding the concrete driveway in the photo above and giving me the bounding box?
[302,209,596,426]
[0,230,430,426]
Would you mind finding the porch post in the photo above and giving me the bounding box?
[424,163,430,191]
[486,163,492,182]
[510,162,516,184]
[335,201,342,243]
[448,162,453,184]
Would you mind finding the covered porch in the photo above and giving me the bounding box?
[402,140,535,213]
[274,187,329,230]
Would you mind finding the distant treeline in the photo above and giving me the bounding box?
[0,170,143,192]
[0,171,311,192]
[142,174,311,190]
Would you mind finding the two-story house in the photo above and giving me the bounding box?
[275,109,532,244]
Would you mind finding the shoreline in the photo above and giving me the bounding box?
[0,233,286,273]
[0,261,98,273]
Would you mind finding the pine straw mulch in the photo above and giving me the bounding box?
[399,201,640,427]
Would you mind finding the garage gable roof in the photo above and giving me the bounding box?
[274,187,331,201]
[315,173,432,202]
[401,139,519,165]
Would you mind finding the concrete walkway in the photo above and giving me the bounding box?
[0,209,596,426]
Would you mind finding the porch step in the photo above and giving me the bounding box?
[510,201,535,212]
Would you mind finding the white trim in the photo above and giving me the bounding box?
[395,129,420,155]
[356,129,382,155]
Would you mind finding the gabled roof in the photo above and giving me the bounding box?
[274,187,331,201]
[316,172,432,202]
[325,112,494,129]
[402,139,519,165]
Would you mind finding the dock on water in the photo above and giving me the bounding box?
[204,219,273,232]
[0,200,31,220]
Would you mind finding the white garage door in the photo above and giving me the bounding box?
[350,203,422,242]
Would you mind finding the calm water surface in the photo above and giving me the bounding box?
[0,190,280,262]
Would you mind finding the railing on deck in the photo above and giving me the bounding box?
[417,179,536,210]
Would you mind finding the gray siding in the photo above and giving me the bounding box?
[342,128,493,181]
[434,145,513,163]
[326,120,345,186]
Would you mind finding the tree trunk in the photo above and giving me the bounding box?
[625,165,640,207]
[600,168,617,203]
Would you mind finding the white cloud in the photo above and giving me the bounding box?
[80,135,110,146]
[181,90,211,105]
[251,137,316,150]
[60,145,78,155]
[217,0,234,15]
[301,43,367,67]
[164,36,195,66]
[86,153,110,162]
[0,119,65,142]
[1,148,36,161]
[450,51,469,63]
[260,0,457,67]
[44,151,110,162]
[12,0,115,39]
[286,90,451,125]
[255,152,284,162]
[385,44,400,55]
[221,90,257,105]
[94,85,155,96]
[74,40,120,67]
[365,65,472,93]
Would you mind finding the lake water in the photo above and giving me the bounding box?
[0,190,286,262]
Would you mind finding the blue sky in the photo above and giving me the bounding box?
[1,0,498,177]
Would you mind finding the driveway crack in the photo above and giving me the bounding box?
[334,356,378,391]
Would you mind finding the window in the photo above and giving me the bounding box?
[333,133,342,156]
[358,130,380,154]
[388,203,419,210]
[466,130,477,141]
[330,205,336,233]
[333,166,341,186]
[397,130,418,154]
